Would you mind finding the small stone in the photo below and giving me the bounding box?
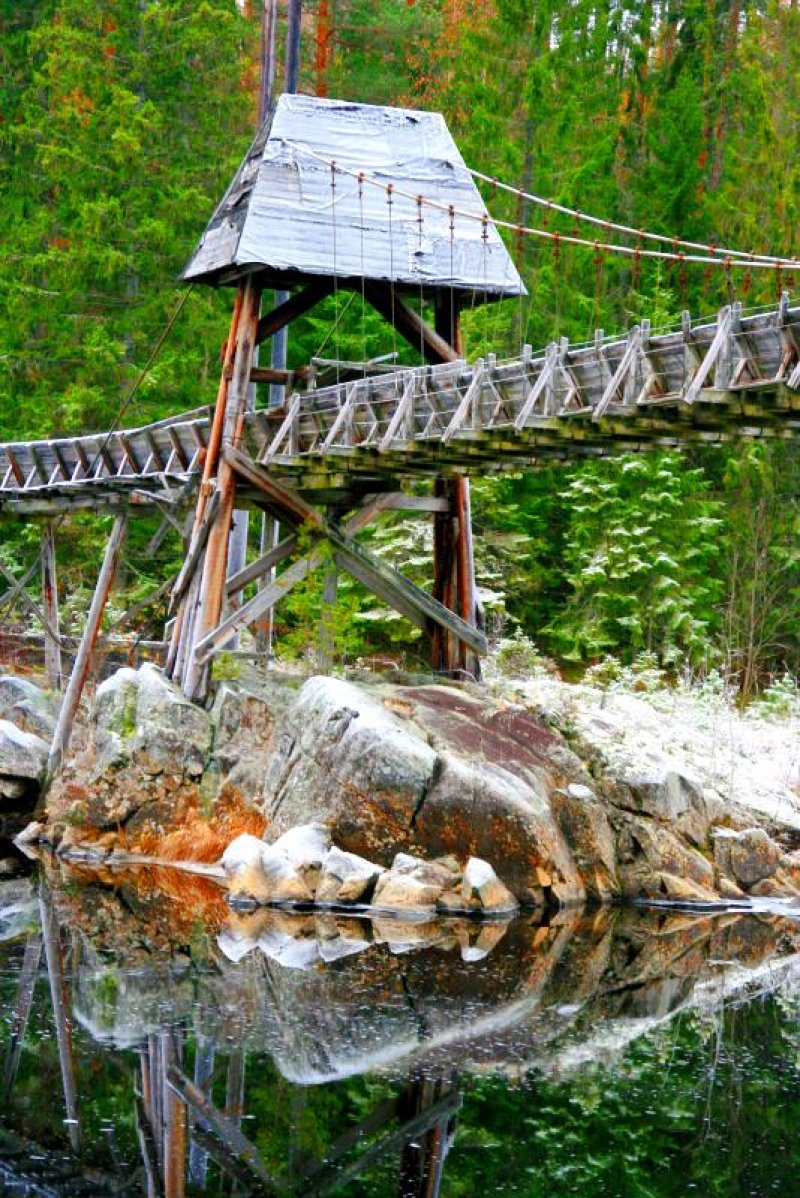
[228,863,275,905]
[260,843,314,903]
[462,857,519,915]
[372,871,444,912]
[14,820,44,846]
[717,876,745,900]
[0,776,28,800]
[6,700,55,741]
[269,823,331,896]
[658,872,719,903]
[316,846,383,905]
[567,783,595,801]
[389,851,461,889]
[221,833,266,877]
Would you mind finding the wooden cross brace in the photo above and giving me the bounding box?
[189,446,486,668]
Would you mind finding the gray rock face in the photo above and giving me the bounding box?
[263,676,585,907]
[551,785,618,901]
[0,719,49,785]
[264,677,438,856]
[713,826,782,890]
[0,676,56,720]
[94,664,212,779]
[209,682,276,799]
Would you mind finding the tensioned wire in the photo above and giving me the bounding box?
[280,142,800,272]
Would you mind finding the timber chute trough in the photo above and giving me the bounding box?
[1,95,799,778]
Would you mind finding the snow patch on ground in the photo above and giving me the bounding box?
[519,677,800,831]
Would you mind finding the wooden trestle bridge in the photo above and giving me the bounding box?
[1,94,798,779]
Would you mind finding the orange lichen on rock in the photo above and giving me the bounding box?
[130,788,266,863]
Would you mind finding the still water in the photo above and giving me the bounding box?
[2,857,800,1197]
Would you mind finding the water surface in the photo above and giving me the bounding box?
[2,858,800,1196]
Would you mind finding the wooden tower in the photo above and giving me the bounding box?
[169,94,525,700]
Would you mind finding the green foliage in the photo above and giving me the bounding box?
[546,452,724,666]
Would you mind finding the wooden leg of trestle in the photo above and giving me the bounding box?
[318,560,338,669]
[41,521,63,690]
[432,479,459,674]
[44,515,126,789]
[182,277,261,701]
[454,477,480,679]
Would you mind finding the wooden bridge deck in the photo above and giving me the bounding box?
[2,300,798,516]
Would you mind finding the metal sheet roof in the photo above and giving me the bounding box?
[182,94,525,298]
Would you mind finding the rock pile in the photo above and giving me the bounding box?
[221,823,519,919]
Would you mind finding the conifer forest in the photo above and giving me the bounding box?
[1,0,798,692]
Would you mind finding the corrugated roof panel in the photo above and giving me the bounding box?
[182,94,525,298]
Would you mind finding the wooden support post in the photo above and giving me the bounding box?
[432,295,478,676]
[41,521,63,690]
[162,1030,187,1198]
[318,558,338,669]
[182,278,261,700]
[39,889,81,1154]
[44,515,126,788]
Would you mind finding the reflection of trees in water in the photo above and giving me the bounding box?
[3,875,800,1196]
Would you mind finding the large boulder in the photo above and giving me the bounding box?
[713,827,782,891]
[94,664,212,779]
[263,677,585,908]
[208,682,277,800]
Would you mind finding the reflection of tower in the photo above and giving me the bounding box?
[397,1073,460,1198]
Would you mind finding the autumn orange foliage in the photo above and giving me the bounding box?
[131,788,267,863]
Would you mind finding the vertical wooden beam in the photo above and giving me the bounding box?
[44,515,127,787]
[182,278,261,700]
[41,522,63,691]
[166,290,245,678]
[162,1029,187,1198]
[318,559,338,669]
[432,294,478,676]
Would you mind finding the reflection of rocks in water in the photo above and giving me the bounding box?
[0,876,37,942]
[59,874,800,1086]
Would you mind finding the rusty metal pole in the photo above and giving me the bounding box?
[44,514,127,788]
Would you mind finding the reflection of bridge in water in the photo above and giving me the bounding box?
[3,866,800,1196]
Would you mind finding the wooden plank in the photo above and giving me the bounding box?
[443,362,484,444]
[166,1065,285,1191]
[593,326,641,420]
[362,281,460,365]
[39,889,81,1154]
[168,489,221,616]
[684,306,733,404]
[379,373,416,450]
[224,532,298,596]
[2,934,42,1102]
[256,279,335,345]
